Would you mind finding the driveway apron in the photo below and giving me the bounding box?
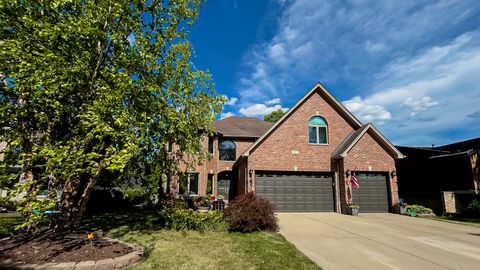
[278,213,480,270]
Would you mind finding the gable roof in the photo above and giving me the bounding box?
[242,82,363,157]
[332,123,405,159]
[214,116,272,138]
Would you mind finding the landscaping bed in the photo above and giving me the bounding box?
[0,232,133,264]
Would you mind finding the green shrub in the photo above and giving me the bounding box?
[224,192,278,233]
[406,204,433,214]
[466,199,480,217]
[159,198,227,231]
[0,198,17,211]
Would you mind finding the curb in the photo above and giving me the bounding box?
[0,237,144,270]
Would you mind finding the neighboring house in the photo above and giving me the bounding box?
[176,82,405,214]
[396,138,480,215]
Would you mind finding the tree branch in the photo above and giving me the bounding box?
[89,9,124,95]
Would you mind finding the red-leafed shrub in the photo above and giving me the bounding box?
[224,192,278,233]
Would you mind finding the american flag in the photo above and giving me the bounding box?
[351,171,360,189]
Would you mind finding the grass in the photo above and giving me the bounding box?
[117,230,320,270]
[83,211,321,270]
[431,216,480,228]
[0,211,320,269]
[0,213,23,238]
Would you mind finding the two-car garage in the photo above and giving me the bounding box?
[255,172,334,212]
[255,171,389,213]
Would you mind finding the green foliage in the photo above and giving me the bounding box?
[0,215,23,238]
[466,199,480,217]
[347,204,360,209]
[159,198,227,231]
[0,0,223,230]
[164,209,228,231]
[263,109,285,123]
[224,192,278,233]
[0,195,17,211]
[406,204,433,214]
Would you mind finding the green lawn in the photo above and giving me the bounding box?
[115,230,320,270]
[69,211,322,270]
[87,212,320,270]
[431,216,480,228]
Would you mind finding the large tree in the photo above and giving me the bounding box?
[263,109,285,123]
[0,0,223,232]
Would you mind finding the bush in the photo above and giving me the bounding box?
[466,199,480,217]
[0,198,17,211]
[159,198,228,231]
[406,204,433,214]
[224,192,278,233]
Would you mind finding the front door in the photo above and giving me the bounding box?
[217,171,231,200]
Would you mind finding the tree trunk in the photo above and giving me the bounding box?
[54,173,81,232]
[47,173,57,199]
[73,165,104,227]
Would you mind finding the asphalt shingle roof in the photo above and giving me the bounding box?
[214,116,272,138]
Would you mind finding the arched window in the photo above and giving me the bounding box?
[219,140,236,161]
[309,116,328,144]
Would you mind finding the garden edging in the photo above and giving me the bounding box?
[0,237,144,270]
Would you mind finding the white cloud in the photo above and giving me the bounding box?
[402,96,439,116]
[347,31,480,145]
[239,104,288,117]
[224,96,238,106]
[233,1,480,145]
[265,98,281,105]
[365,41,387,53]
[220,112,235,119]
[343,96,391,124]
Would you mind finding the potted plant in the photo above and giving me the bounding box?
[347,203,360,215]
[397,199,407,215]
[195,197,210,213]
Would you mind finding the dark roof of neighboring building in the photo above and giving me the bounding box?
[395,137,480,159]
[435,137,480,152]
[395,145,450,157]
[214,116,272,138]
[332,123,405,159]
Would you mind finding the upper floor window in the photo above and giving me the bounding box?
[219,140,236,161]
[208,136,214,154]
[309,116,328,144]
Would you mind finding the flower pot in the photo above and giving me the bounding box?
[347,207,359,216]
[198,207,209,213]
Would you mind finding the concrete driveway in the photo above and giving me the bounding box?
[278,213,480,270]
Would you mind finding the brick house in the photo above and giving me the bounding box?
[396,138,480,215]
[175,82,405,214]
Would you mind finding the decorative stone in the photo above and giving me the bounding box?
[114,253,141,269]
[15,263,37,269]
[52,262,76,269]
[94,259,115,270]
[74,261,95,270]
[34,263,57,269]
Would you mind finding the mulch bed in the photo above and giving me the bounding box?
[0,231,132,264]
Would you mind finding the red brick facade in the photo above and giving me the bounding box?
[172,83,402,214]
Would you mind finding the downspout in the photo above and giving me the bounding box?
[335,161,341,213]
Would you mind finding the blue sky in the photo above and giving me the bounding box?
[188,0,480,146]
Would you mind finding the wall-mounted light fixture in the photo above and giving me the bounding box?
[345,170,351,178]
[249,169,253,177]
[390,170,397,178]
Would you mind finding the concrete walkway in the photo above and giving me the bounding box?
[278,213,480,270]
